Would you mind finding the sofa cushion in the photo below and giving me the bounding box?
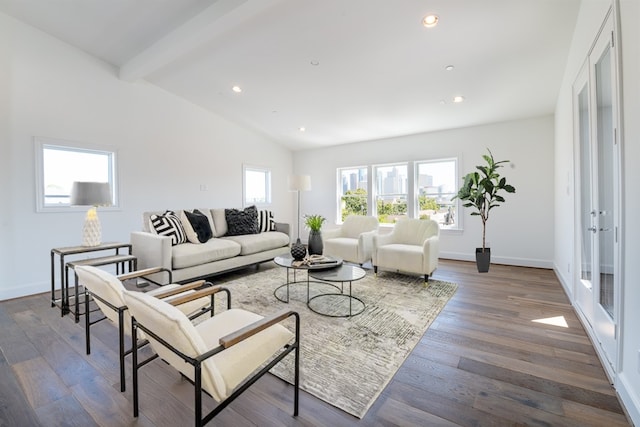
[211,209,227,237]
[150,211,187,245]
[172,238,242,269]
[181,209,214,243]
[225,206,259,236]
[222,231,289,256]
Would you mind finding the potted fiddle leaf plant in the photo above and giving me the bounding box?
[304,214,326,255]
[453,149,516,272]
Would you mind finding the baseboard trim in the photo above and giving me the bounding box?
[440,251,553,269]
[617,373,640,425]
[0,280,48,301]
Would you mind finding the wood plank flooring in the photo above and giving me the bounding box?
[0,260,631,426]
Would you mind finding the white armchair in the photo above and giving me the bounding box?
[372,218,439,282]
[323,215,379,265]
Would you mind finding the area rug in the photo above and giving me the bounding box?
[215,264,457,418]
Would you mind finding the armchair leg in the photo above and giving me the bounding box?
[373,266,378,274]
[424,274,429,283]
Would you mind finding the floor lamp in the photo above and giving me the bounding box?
[70,181,112,246]
[288,175,311,259]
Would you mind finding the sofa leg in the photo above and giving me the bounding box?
[424,274,429,283]
[373,266,378,274]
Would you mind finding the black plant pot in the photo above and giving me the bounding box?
[291,238,307,261]
[475,248,491,273]
[308,230,323,256]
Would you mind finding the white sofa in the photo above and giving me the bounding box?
[372,218,439,282]
[322,215,379,265]
[131,208,290,283]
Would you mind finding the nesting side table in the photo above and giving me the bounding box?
[51,242,136,322]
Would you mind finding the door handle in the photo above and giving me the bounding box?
[587,227,597,233]
[600,228,611,232]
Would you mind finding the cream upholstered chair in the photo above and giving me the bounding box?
[75,265,213,392]
[322,215,379,265]
[372,218,440,282]
[122,288,299,426]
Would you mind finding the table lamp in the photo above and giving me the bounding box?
[70,181,112,246]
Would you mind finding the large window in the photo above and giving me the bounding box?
[338,167,368,221]
[243,165,271,206]
[35,137,117,212]
[374,164,408,224]
[337,157,460,229]
[416,159,458,229]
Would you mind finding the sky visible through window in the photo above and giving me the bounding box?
[43,145,111,205]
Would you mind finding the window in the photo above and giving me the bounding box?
[374,163,408,224]
[337,157,460,229]
[416,159,458,229]
[338,167,368,221]
[243,165,271,206]
[35,137,117,212]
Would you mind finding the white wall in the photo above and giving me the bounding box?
[293,116,555,268]
[554,0,640,422]
[1,12,293,300]
[617,0,640,423]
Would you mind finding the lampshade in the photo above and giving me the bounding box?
[288,175,311,192]
[70,181,112,207]
[70,181,111,247]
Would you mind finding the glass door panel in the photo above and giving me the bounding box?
[595,47,615,319]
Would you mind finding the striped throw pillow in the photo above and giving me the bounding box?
[150,211,187,245]
[258,210,276,233]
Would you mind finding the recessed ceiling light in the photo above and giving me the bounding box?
[445,65,455,71]
[422,14,438,28]
[299,127,306,132]
[453,96,465,103]
[310,60,320,66]
[232,85,242,93]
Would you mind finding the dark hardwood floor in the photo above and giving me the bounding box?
[0,260,631,426]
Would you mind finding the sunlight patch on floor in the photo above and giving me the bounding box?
[532,315,569,328]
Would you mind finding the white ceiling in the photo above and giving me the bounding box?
[1,0,581,151]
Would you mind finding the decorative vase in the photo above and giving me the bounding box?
[308,230,323,256]
[475,247,491,273]
[291,238,307,261]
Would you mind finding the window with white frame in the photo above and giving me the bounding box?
[338,167,368,221]
[35,137,117,212]
[415,158,459,229]
[374,163,408,224]
[243,165,271,206]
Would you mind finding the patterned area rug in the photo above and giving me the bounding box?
[216,264,457,418]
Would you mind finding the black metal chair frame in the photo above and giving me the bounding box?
[81,267,214,392]
[129,287,300,427]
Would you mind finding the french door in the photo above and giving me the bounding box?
[573,12,620,376]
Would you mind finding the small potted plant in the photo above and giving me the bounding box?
[304,214,326,255]
[453,149,516,272]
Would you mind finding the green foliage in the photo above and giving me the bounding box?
[452,149,516,250]
[304,214,326,232]
[341,188,367,220]
[419,195,439,211]
[377,198,406,223]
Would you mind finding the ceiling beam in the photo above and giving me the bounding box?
[119,0,280,82]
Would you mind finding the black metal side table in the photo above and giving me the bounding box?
[273,255,342,303]
[51,242,136,322]
[307,265,366,317]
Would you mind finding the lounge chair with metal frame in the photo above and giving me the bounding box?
[75,265,213,392]
[122,286,300,426]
